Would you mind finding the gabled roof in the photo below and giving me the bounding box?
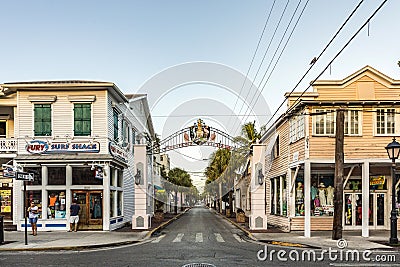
[312,65,400,87]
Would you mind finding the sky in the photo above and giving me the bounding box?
[1,1,399,190]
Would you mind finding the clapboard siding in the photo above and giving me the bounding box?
[268,215,290,232]
[17,90,109,154]
[291,217,333,231]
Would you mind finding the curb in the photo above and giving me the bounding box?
[0,210,190,252]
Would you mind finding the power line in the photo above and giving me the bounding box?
[230,0,290,133]
[261,0,366,130]
[282,0,388,127]
[226,0,277,127]
[239,0,308,130]
[232,0,308,134]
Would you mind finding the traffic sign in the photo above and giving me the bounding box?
[16,172,34,181]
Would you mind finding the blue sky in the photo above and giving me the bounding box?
[1,1,399,182]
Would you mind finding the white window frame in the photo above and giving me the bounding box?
[375,108,395,136]
[344,110,362,136]
[289,114,305,143]
[313,109,335,136]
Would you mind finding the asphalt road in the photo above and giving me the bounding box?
[1,207,400,267]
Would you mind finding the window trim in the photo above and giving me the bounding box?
[375,108,396,136]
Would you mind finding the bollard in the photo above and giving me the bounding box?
[0,215,4,244]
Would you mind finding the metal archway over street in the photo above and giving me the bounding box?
[153,119,236,153]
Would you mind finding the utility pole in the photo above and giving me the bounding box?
[332,109,344,240]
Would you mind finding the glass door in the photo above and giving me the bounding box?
[72,191,103,230]
[344,193,362,228]
[369,193,386,229]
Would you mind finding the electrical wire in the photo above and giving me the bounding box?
[235,0,309,133]
[226,0,277,128]
[260,0,366,131]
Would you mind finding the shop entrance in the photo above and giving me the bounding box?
[369,192,387,229]
[343,192,387,229]
[344,193,362,228]
[72,191,103,230]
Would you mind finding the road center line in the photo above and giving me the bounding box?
[195,233,203,242]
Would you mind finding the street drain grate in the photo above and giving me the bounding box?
[182,263,216,267]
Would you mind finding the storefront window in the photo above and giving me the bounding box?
[295,175,304,216]
[369,175,387,191]
[311,174,334,217]
[48,167,66,185]
[27,190,42,219]
[396,174,400,217]
[117,170,123,188]
[270,175,287,216]
[25,167,42,185]
[110,191,116,217]
[72,167,102,185]
[110,168,116,187]
[47,191,66,219]
[117,191,123,216]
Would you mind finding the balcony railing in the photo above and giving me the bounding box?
[0,138,17,152]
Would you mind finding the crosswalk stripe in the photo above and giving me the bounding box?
[214,233,225,242]
[172,233,184,242]
[233,233,244,242]
[151,234,166,243]
[195,233,203,242]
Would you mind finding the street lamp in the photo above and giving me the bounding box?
[258,169,264,185]
[385,137,400,245]
[134,169,141,185]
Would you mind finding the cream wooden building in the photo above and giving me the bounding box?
[0,81,155,231]
[261,66,400,237]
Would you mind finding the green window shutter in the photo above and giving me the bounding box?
[74,103,91,136]
[34,104,51,136]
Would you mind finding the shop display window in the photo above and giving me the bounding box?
[294,173,335,217]
[25,167,42,185]
[48,167,66,185]
[369,175,387,191]
[110,168,116,187]
[110,191,116,217]
[117,170,123,188]
[396,177,400,217]
[47,190,66,219]
[72,167,102,185]
[270,175,287,216]
[311,174,334,216]
[27,190,42,219]
[117,191,123,216]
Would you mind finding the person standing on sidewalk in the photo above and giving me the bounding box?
[69,198,80,232]
[27,201,38,236]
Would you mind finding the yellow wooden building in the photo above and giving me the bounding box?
[262,66,400,237]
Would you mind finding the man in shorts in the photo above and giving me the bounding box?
[69,198,80,232]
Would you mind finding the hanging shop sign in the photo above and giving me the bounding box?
[370,175,385,186]
[26,140,100,154]
[2,165,16,178]
[109,142,128,162]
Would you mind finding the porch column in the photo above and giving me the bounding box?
[304,160,311,237]
[362,161,370,237]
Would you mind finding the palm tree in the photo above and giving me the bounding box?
[168,167,193,214]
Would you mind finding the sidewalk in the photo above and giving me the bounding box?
[212,208,398,250]
[0,210,188,251]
